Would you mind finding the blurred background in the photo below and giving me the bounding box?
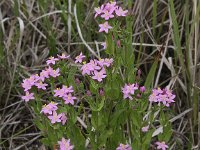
[0,0,199,149]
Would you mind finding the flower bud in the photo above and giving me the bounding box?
[140,86,146,93]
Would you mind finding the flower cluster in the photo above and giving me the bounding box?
[58,137,74,150]
[80,58,113,82]
[41,102,67,125]
[94,1,128,33]
[21,54,70,102]
[122,83,146,100]
[149,88,175,107]
[54,85,77,105]
[116,143,132,150]
[21,67,60,102]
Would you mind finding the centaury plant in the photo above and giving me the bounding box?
[21,2,175,150]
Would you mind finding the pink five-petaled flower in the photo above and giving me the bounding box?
[54,88,66,98]
[35,81,48,90]
[104,2,116,13]
[94,5,104,18]
[81,63,92,75]
[46,56,59,65]
[46,66,53,74]
[54,88,62,97]
[116,143,132,150]
[58,138,74,150]
[22,79,32,92]
[92,70,107,82]
[141,125,149,132]
[99,22,112,33]
[58,53,70,60]
[63,94,77,105]
[122,83,138,100]
[115,6,128,17]
[63,85,74,93]
[40,70,49,81]
[22,92,34,102]
[40,102,58,115]
[75,52,86,64]
[155,141,169,150]
[49,68,60,78]
[48,111,62,124]
[87,60,101,71]
[101,10,114,20]
[61,113,67,125]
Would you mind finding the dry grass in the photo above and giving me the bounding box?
[0,0,199,149]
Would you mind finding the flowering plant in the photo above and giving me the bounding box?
[21,1,175,150]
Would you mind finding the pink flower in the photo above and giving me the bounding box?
[94,5,104,18]
[122,83,138,100]
[124,84,138,94]
[54,86,74,100]
[22,79,32,91]
[116,143,132,150]
[63,85,74,93]
[61,113,68,125]
[40,70,49,81]
[22,75,40,91]
[92,70,107,82]
[75,52,85,63]
[99,22,112,33]
[58,138,74,150]
[115,7,128,17]
[46,56,59,65]
[97,58,113,67]
[46,66,54,73]
[54,88,62,97]
[87,60,101,71]
[155,141,169,150]
[104,2,117,13]
[149,88,175,107]
[49,68,60,78]
[22,92,34,102]
[57,53,70,60]
[41,102,58,115]
[101,42,107,49]
[63,94,77,105]
[48,111,62,124]
[149,93,158,102]
[31,74,40,82]
[35,81,48,90]
[81,63,91,75]
[101,10,114,20]
[142,125,149,132]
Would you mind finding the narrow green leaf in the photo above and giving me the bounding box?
[144,60,158,88]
